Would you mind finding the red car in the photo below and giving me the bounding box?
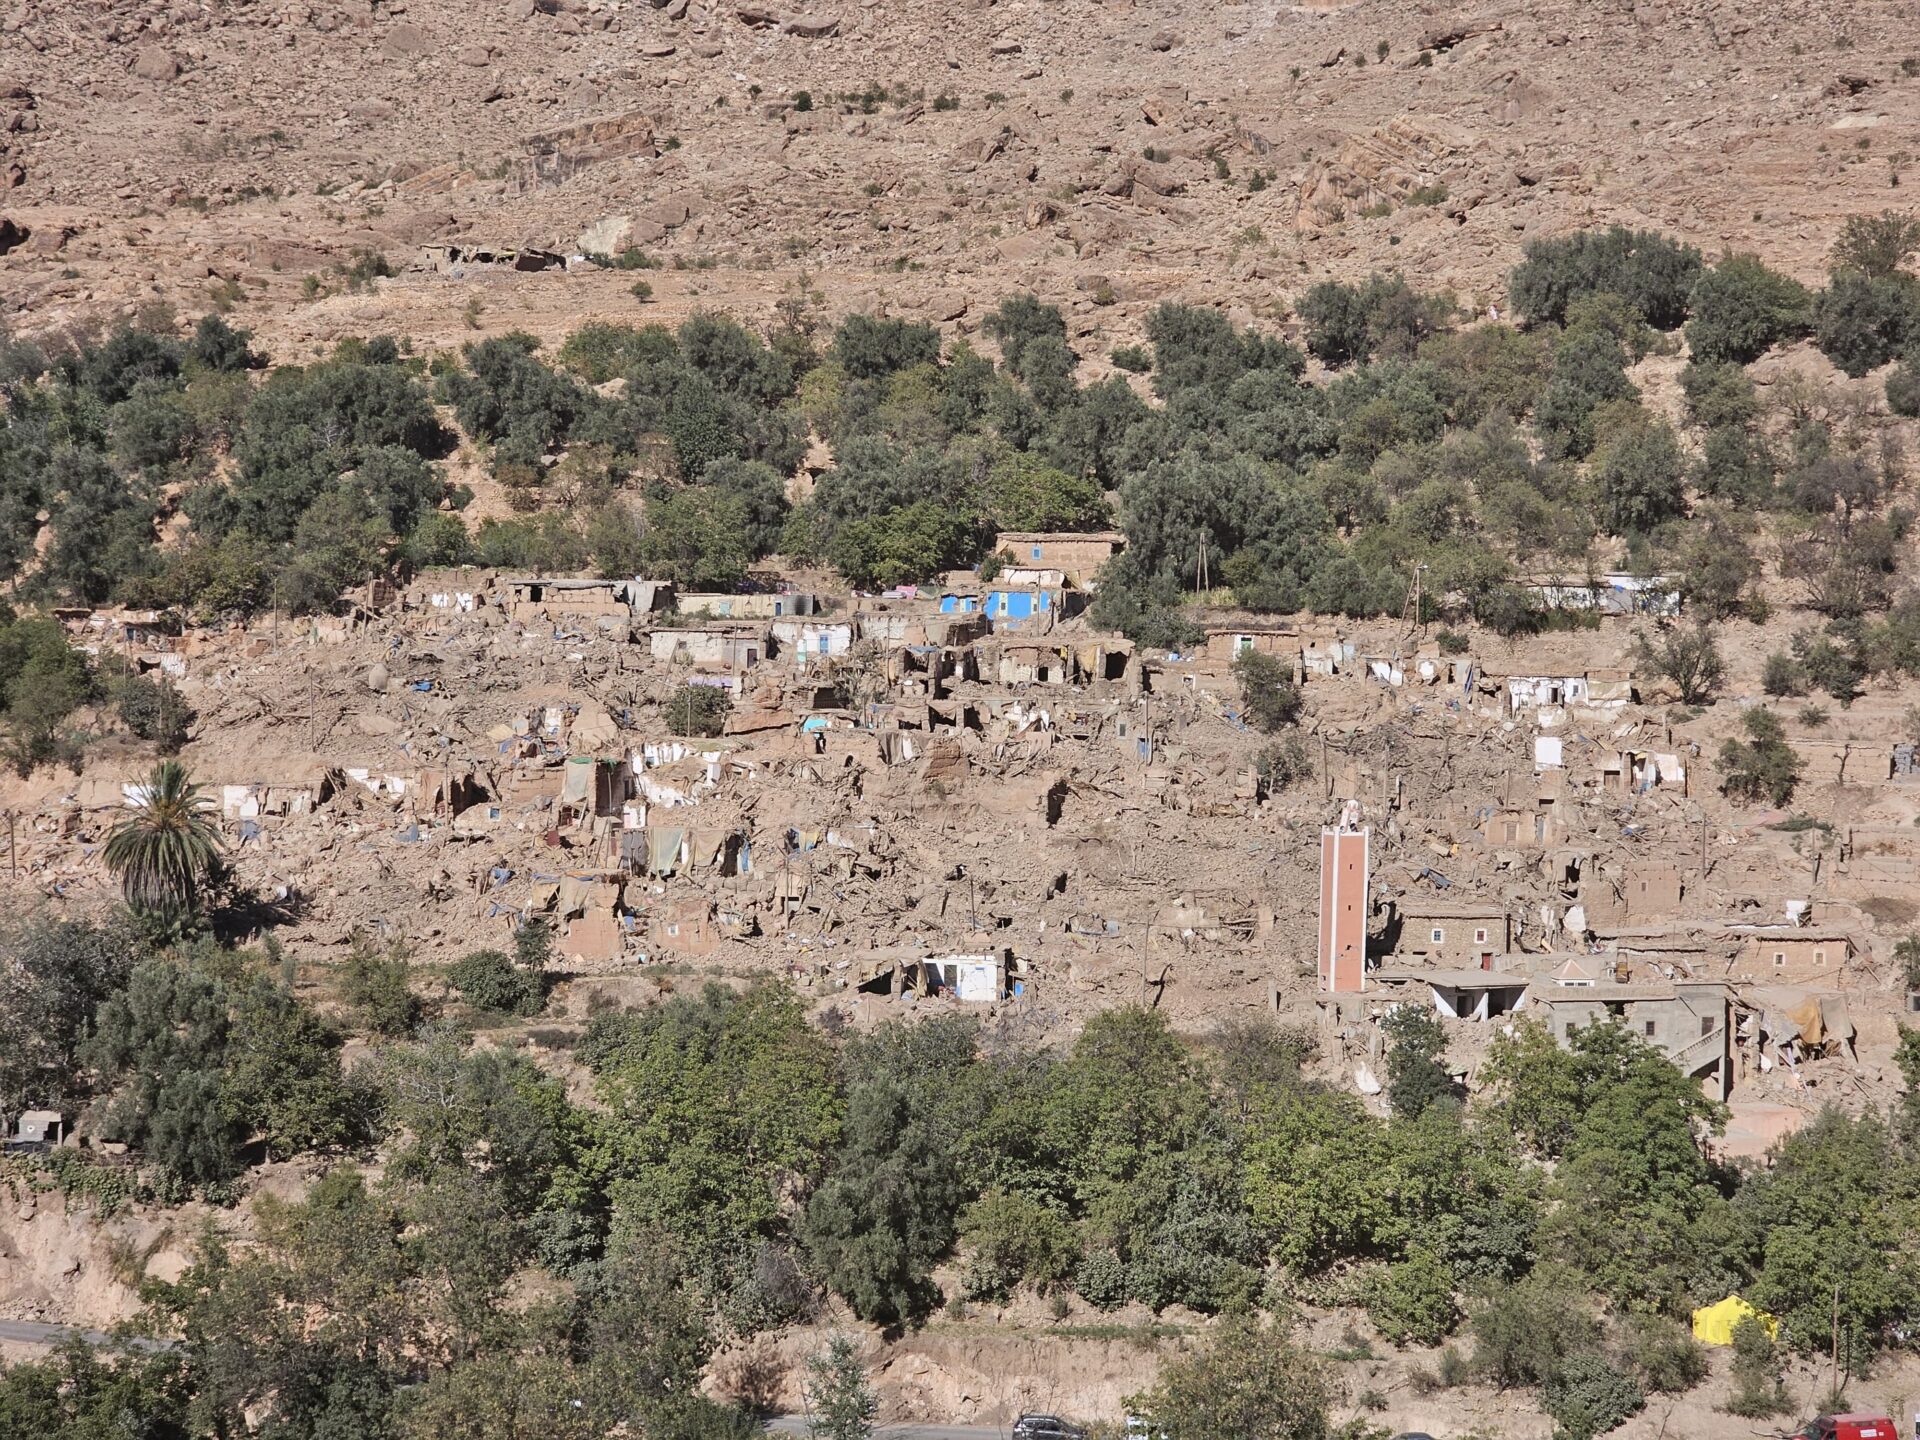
[1797,1415,1897,1440]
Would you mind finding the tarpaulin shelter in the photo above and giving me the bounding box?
[1690,1295,1778,1345]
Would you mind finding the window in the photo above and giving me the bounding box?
[1236,636,1254,656]
[1814,949,1826,966]
[1701,1016,1716,1037]
[1431,927,1445,944]
[1773,951,1786,968]
[1644,1020,1656,1037]
[1031,545,1043,561]
[1475,927,1489,944]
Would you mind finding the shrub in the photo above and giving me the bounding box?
[112,673,193,752]
[1632,626,1725,704]
[1543,1356,1645,1440]
[1365,1249,1460,1346]
[666,685,731,737]
[1382,1006,1454,1118]
[1887,357,1920,416]
[447,948,543,1017]
[1725,1316,1788,1417]
[1232,650,1302,730]
[1110,344,1152,373]
[1679,360,1759,429]
[1793,627,1864,702]
[338,935,420,1037]
[1685,253,1811,364]
[1255,734,1313,792]
[1509,226,1703,329]
[1719,709,1802,806]
[1593,418,1689,535]
[1617,1315,1708,1394]
[1830,209,1920,277]
[1127,1314,1332,1440]
[1470,1271,1600,1388]
[958,1190,1080,1300]
[1075,1249,1130,1310]
[1813,271,1920,376]
[1762,652,1805,697]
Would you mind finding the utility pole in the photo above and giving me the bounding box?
[1830,1283,1841,1402]
[6,810,14,879]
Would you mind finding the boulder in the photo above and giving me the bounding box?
[781,11,841,36]
[132,45,180,81]
[578,213,634,253]
[381,22,434,57]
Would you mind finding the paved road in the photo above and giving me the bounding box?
[0,1319,173,1352]
[767,1416,1008,1440]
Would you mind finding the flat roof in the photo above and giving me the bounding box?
[1374,967,1530,989]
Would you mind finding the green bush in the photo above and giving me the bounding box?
[1470,1271,1600,1387]
[1232,650,1302,730]
[1685,253,1811,364]
[338,934,420,1037]
[1762,652,1805,696]
[1617,1315,1708,1394]
[1365,1249,1460,1346]
[1725,1315,1788,1416]
[447,949,543,1017]
[1718,709,1802,806]
[1543,1356,1645,1440]
[1509,226,1703,329]
[111,672,193,752]
[1813,271,1920,376]
[958,1189,1080,1300]
[666,685,731,737]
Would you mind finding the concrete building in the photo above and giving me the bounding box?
[1524,979,1732,1099]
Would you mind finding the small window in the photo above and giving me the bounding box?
[1773,951,1786,968]
[1475,927,1489,944]
[1814,949,1826,966]
[1644,1020,1656,1037]
[1431,927,1445,944]
[1031,546,1043,561]
[1701,1016,1716,1037]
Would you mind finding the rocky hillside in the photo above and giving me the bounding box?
[3,0,1916,355]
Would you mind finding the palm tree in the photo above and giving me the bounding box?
[104,760,223,922]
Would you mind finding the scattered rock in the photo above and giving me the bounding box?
[990,38,1022,55]
[640,41,676,57]
[0,216,28,254]
[1149,30,1178,51]
[455,44,492,66]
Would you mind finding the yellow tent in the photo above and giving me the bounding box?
[1691,1295,1779,1346]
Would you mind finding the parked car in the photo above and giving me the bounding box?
[1797,1416,1896,1440]
[1013,1415,1086,1440]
